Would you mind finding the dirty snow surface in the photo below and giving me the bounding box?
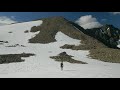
[0,20,120,78]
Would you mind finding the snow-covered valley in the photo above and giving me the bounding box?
[0,20,120,78]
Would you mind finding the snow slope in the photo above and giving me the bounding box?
[0,20,120,78]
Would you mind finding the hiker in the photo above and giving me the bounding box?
[61,61,64,71]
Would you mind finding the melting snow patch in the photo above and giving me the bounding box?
[55,31,81,46]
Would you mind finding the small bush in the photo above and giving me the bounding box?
[0,41,8,43]
[4,41,8,43]
[6,44,26,47]
[24,30,29,33]
[8,32,12,33]
[0,41,4,42]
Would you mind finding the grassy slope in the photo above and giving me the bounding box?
[29,16,84,43]
[0,53,35,64]
[50,52,87,64]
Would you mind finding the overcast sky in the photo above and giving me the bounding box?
[0,12,120,29]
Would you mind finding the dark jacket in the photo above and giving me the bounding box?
[61,62,63,67]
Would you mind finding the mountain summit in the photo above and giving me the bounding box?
[29,16,84,43]
[29,16,120,48]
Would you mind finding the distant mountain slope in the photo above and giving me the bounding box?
[85,25,120,48]
[71,21,120,48]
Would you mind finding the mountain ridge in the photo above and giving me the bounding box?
[28,16,120,49]
[29,16,85,43]
[85,24,120,48]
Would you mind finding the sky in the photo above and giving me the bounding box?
[0,12,120,29]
